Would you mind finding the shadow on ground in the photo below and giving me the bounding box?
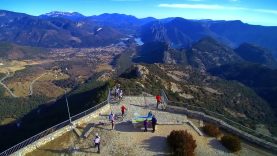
[141,136,171,155]
[114,122,143,132]
[208,139,230,153]
[40,146,99,155]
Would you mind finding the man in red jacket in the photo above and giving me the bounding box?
[156,95,161,109]
[121,105,127,117]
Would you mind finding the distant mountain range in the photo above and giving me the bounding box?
[140,18,277,58]
[0,10,277,58]
[134,37,277,69]
[0,10,124,48]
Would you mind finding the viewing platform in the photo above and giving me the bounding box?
[19,95,275,156]
[1,89,276,156]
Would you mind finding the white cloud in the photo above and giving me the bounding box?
[158,4,224,10]
[187,0,205,2]
[158,3,277,15]
[254,9,277,14]
[111,0,140,1]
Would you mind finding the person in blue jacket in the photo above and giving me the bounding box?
[151,115,157,133]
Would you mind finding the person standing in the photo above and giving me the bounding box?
[93,133,101,153]
[115,88,120,99]
[151,115,157,133]
[144,119,148,132]
[119,89,123,100]
[109,112,115,130]
[121,105,127,117]
[156,95,161,109]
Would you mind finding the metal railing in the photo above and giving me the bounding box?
[160,89,169,105]
[0,100,109,156]
[0,120,70,156]
[110,87,162,97]
[2,88,276,155]
[160,89,277,146]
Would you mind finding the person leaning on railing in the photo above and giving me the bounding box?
[156,95,161,109]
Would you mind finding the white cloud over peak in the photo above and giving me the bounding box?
[158,3,277,15]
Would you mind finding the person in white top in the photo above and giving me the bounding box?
[115,88,120,99]
[93,133,101,153]
[109,112,115,130]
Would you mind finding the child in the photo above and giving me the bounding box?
[144,119,148,132]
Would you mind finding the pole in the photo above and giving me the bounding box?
[64,90,72,124]
[107,88,110,104]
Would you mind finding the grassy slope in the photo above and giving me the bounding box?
[116,64,277,134]
[0,74,113,152]
[0,42,48,59]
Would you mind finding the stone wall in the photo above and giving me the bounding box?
[11,104,111,156]
[166,105,277,153]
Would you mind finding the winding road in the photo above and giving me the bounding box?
[0,71,18,98]
[29,73,46,96]
[0,72,47,97]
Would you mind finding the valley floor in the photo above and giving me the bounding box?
[27,96,274,156]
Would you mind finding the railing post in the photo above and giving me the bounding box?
[107,88,110,104]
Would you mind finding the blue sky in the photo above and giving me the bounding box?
[1,0,277,26]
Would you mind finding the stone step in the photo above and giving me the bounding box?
[83,126,94,138]
[187,121,203,136]
[73,127,82,137]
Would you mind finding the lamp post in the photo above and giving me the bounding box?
[64,90,72,124]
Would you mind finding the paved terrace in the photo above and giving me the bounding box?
[27,96,274,156]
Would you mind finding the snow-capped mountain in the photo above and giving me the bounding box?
[40,11,85,20]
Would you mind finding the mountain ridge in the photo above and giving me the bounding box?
[1,9,277,57]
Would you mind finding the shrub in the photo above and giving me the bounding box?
[221,135,241,152]
[203,124,221,137]
[167,130,197,156]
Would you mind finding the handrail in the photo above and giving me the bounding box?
[2,88,276,155]
[110,87,161,97]
[0,100,108,156]
[0,120,70,156]
[160,89,277,145]
[169,100,277,142]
